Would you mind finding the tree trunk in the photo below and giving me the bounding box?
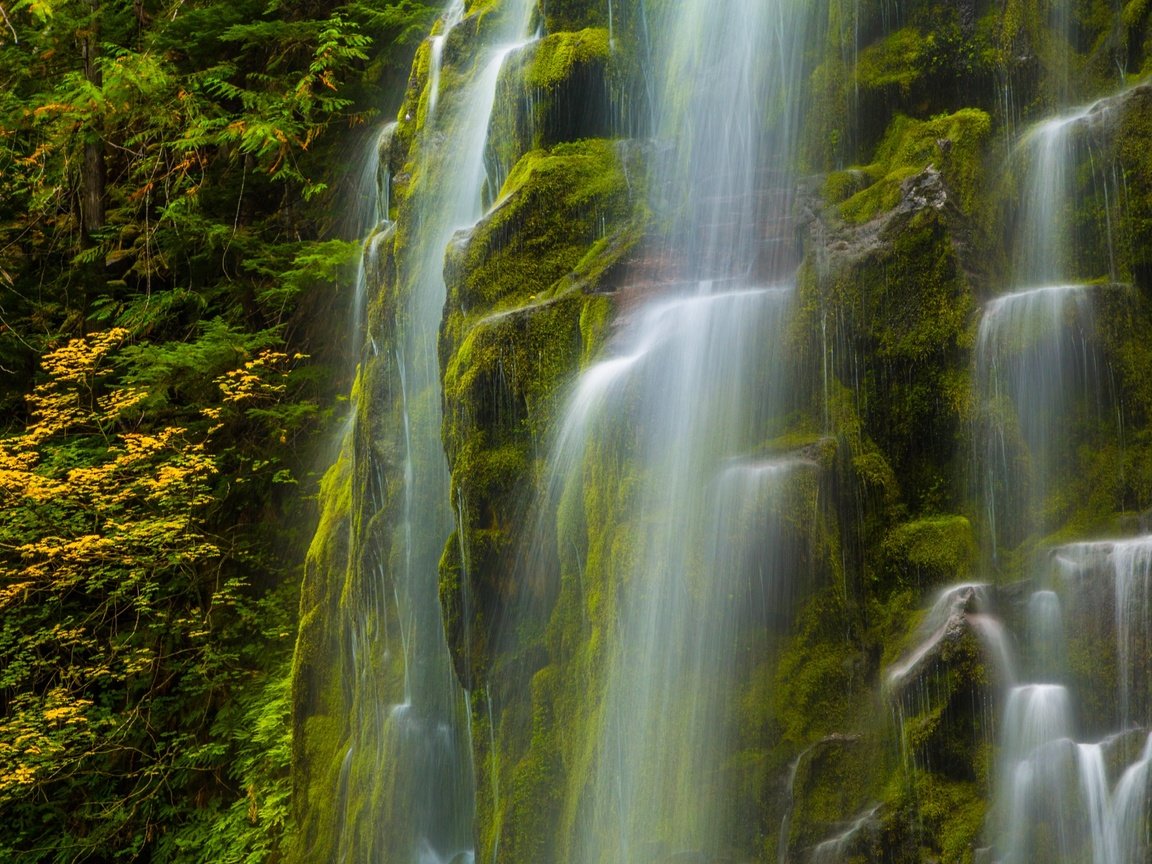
[79,15,104,239]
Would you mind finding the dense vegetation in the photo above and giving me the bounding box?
[0,0,431,858]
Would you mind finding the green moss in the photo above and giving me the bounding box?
[539,0,610,31]
[1116,87,1152,288]
[577,294,612,364]
[882,516,976,590]
[812,200,976,514]
[856,27,931,95]
[837,109,992,223]
[773,590,867,746]
[803,1,856,171]
[785,734,888,855]
[447,140,635,314]
[824,168,873,205]
[881,772,988,864]
[527,28,610,89]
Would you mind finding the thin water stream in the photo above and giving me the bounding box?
[337,1,536,860]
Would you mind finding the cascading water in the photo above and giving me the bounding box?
[495,2,818,861]
[964,85,1150,864]
[984,582,1152,864]
[564,290,811,862]
[1053,538,1152,730]
[975,284,1096,553]
[335,2,536,861]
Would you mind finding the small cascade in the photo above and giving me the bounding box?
[971,80,1152,864]
[1012,111,1093,284]
[1051,537,1152,729]
[776,746,814,864]
[1010,95,1124,286]
[975,284,1096,551]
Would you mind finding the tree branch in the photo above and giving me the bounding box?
[0,3,16,43]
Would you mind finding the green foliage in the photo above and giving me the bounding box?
[0,0,431,858]
[0,0,432,414]
[153,669,296,863]
[0,330,300,860]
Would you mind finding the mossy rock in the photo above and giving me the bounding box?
[878,771,988,864]
[832,109,992,223]
[539,0,610,32]
[487,29,616,185]
[882,515,977,591]
[808,177,978,513]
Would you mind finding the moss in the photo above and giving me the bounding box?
[888,613,993,779]
[785,734,888,856]
[882,516,977,590]
[824,168,874,205]
[772,589,867,746]
[880,772,988,864]
[816,200,976,514]
[527,28,610,89]
[837,109,992,223]
[539,0,610,32]
[802,1,857,171]
[499,665,565,862]
[1116,86,1152,290]
[856,27,932,95]
[577,294,612,363]
[447,140,635,313]
[436,138,648,862]
[289,428,354,863]
[486,28,617,187]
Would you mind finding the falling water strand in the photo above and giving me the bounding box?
[336,0,538,860]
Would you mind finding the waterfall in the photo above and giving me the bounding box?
[333,1,536,861]
[558,287,807,861]
[477,2,822,860]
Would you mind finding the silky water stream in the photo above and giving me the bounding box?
[485,2,823,861]
[943,86,1150,864]
[333,1,535,861]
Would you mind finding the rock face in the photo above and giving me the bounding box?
[292,2,1152,863]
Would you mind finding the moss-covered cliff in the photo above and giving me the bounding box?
[293,1,1152,862]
